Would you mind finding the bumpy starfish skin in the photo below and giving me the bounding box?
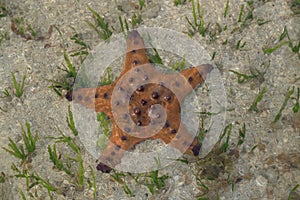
[67,31,213,173]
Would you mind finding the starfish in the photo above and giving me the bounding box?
[66,30,213,173]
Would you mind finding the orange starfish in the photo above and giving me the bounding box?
[66,31,213,173]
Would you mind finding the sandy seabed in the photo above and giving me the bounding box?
[0,0,299,199]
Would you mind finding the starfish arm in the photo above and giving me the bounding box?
[119,31,150,77]
[68,84,113,117]
[151,121,200,156]
[97,123,144,173]
[164,123,200,156]
[150,99,200,156]
[181,64,213,88]
[94,85,114,117]
[96,142,126,173]
[166,64,213,102]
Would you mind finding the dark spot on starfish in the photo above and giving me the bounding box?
[123,114,129,119]
[152,92,159,99]
[182,141,189,146]
[171,129,177,134]
[118,87,124,91]
[111,151,115,156]
[114,101,120,106]
[96,163,112,173]
[175,81,180,87]
[65,90,73,101]
[188,76,193,83]
[103,93,108,99]
[135,68,140,72]
[95,93,99,98]
[134,107,141,115]
[143,75,148,80]
[129,77,134,83]
[131,49,136,53]
[121,135,127,141]
[137,85,144,92]
[133,60,139,65]
[115,145,121,150]
[137,121,142,126]
[164,95,172,101]
[164,121,170,128]
[77,95,82,101]
[141,99,147,106]
[85,96,90,102]
[191,143,201,156]
[159,82,164,86]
